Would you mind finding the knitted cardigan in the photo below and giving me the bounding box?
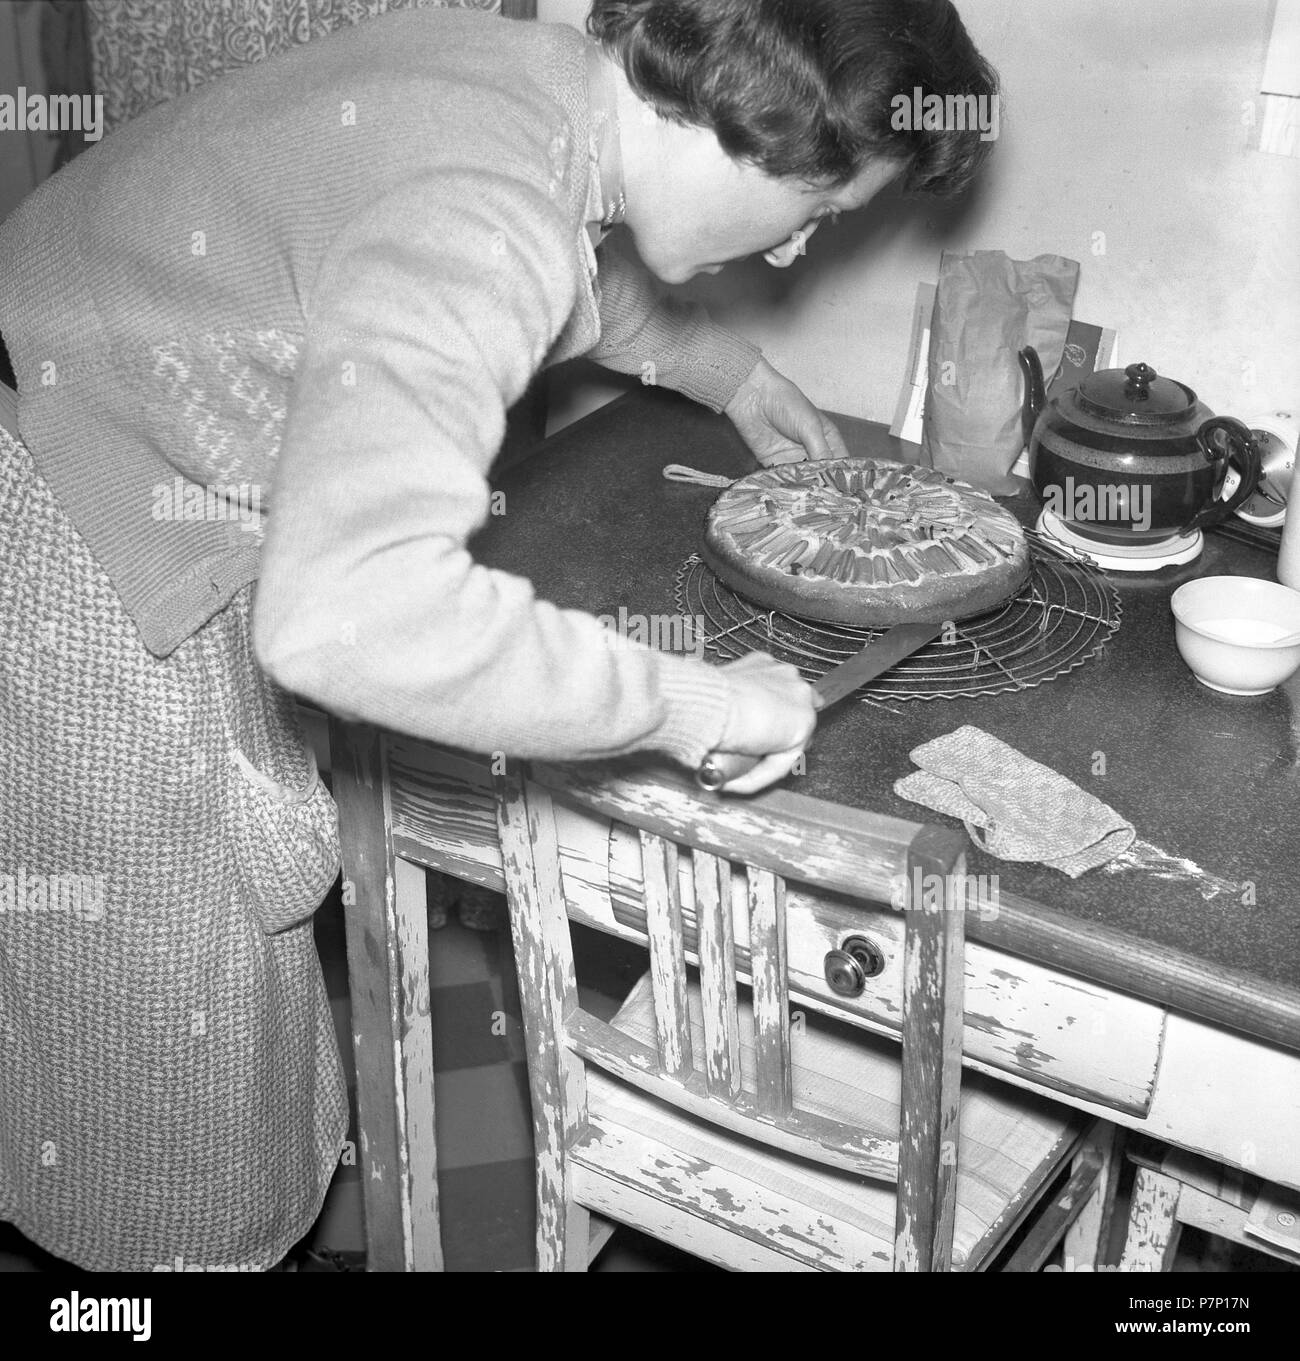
[0,8,762,768]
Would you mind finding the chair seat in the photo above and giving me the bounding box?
[577,973,1082,1271]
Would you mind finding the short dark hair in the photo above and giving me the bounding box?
[588,0,999,198]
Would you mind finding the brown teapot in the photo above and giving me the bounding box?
[1019,347,1262,541]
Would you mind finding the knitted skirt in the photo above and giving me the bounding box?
[0,424,348,1271]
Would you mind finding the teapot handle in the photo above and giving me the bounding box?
[1182,416,1263,533]
[1018,346,1045,452]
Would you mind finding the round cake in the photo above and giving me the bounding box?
[702,459,1029,626]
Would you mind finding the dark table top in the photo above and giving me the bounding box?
[474,386,1300,1002]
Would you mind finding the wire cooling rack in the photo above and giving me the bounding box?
[673,531,1121,702]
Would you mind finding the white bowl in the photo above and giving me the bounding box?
[1171,577,1300,695]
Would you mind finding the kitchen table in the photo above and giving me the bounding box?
[331,386,1300,1270]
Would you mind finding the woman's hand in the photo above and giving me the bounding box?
[724,357,849,467]
[710,651,818,795]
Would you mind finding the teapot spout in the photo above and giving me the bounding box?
[1018,345,1046,451]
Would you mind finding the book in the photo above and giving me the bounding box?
[1050,320,1119,396]
[889,282,936,451]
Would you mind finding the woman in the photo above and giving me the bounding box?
[0,0,996,1270]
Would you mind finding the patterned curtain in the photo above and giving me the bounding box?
[86,0,505,134]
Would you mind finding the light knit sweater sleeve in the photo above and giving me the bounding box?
[587,237,762,412]
[252,167,734,766]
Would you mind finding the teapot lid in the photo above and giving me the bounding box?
[1075,362,1198,427]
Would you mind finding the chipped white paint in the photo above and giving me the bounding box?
[1117,1166,1288,1267]
[393,857,441,1269]
[693,848,741,1098]
[492,765,1094,1272]
[573,1118,869,1271]
[391,751,1229,1122]
[1119,1167,1182,1270]
[497,769,591,1270]
[1114,1014,1300,1192]
[331,714,446,1274]
[615,832,1166,1114]
[388,743,1300,1052]
[382,869,417,1270]
[638,831,692,1078]
[383,740,1300,1280]
[565,1010,898,1181]
[747,868,793,1120]
[894,849,965,1272]
[572,1169,827,1271]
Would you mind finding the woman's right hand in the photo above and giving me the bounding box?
[710,652,818,795]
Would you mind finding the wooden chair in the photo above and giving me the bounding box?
[1120,1144,1300,1271]
[495,759,1115,1272]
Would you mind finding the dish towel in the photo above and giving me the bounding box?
[894,725,1136,877]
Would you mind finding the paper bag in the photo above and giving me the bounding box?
[921,251,1080,495]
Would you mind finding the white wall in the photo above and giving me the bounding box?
[538,0,591,29]
[541,0,1299,429]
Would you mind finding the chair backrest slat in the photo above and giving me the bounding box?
[894,826,967,1272]
[495,767,590,1270]
[691,849,741,1098]
[639,830,693,1079]
[747,866,793,1120]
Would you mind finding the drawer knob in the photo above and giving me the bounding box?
[824,936,887,997]
[843,935,886,978]
[824,949,865,997]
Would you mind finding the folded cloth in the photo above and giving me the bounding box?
[894,725,1135,877]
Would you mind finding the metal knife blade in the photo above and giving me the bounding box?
[696,619,946,792]
[813,619,946,708]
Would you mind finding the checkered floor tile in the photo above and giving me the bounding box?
[313,875,538,1271]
